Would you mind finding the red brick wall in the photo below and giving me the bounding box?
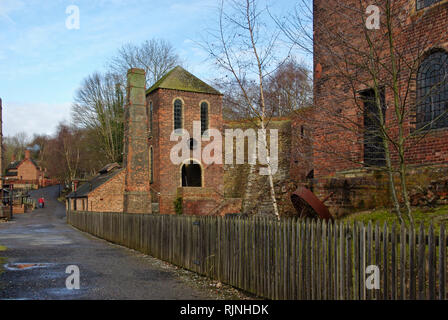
[88,170,125,212]
[290,108,314,183]
[313,0,448,178]
[147,89,224,215]
[17,160,40,181]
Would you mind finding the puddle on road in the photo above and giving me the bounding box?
[5,263,53,271]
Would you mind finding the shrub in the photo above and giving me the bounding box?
[174,197,183,215]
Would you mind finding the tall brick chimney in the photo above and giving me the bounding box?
[123,68,152,214]
[25,149,31,160]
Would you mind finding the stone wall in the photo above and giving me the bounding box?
[315,164,448,217]
[223,118,308,217]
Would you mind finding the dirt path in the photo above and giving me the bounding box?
[0,186,235,300]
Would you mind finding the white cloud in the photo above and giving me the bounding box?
[3,101,71,137]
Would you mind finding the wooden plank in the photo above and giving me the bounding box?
[400,223,406,300]
[340,222,345,300]
[366,222,372,300]
[322,220,328,300]
[328,221,334,300]
[291,219,297,299]
[439,223,446,301]
[409,224,416,300]
[360,222,366,300]
[306,219,311,300]
[383,223,388,300]
[354,222,359,300]
[391,223,397,300]
[310,220,315,300]
[428,224,435,300]
[316,220,322,300]
[347,222,353,300]
[418,223,426,300]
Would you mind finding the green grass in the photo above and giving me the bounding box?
[340,205,448,230]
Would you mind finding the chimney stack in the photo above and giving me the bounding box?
[123,68,152,214]
[11,154,15,162]
[25,149,31,160]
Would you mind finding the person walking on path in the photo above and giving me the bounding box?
[38,197,44,209]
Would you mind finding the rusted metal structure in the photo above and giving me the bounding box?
[291,187,334,221]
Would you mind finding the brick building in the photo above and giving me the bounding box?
[69,67,227,215]
[312,0,448,215]
[66,163,124,212]
[4,150,49,190]
[146,66,224,215]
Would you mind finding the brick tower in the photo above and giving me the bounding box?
[123,69,152,214]
[146,66,224,215]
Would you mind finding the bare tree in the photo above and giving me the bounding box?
[202,0,293,219]
[3,132,30,165]
[265,58,313,117]
[72,72,125,164]
[109,39,181,87]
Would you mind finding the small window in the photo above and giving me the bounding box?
[417,0,442,10]
[174,99,183,130]
[416,51,448,130]
[201,102,209,136]
[149,101,153,135]
[150,147,154,184]
[361,88,386,167]
[182,160,202,187]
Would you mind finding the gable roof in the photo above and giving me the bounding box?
[146,66,222,96]
[6,158,40,171]
[66,168,124,199]
[7,161,21,170]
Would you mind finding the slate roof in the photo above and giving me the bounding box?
[7,161,21,170]
[146,66,222,96]
[66,167,124,199]
[6,159,40,171]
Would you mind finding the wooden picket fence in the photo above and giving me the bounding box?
[68,211,447,300]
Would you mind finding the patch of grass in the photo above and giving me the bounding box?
[340,205,448,230]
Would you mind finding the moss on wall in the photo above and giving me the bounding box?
[223,119,296,216]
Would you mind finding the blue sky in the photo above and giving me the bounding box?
[0,0,300,137]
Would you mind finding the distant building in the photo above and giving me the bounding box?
[4,150,53,190]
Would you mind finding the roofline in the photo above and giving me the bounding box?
[146,86,223,97]
[66,168,124,199]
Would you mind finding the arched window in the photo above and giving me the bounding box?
[149,101,153,135]
[201,102,209,136]
[181,160,202,187]
[416,51,448,130]
[174,99,183,130]
[149,147,154,184]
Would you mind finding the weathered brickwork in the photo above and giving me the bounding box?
[123,68,152,214]
[223,117,312,216]
[147,82,224,215]
[86,170,125,212]
[313,0,448,214]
